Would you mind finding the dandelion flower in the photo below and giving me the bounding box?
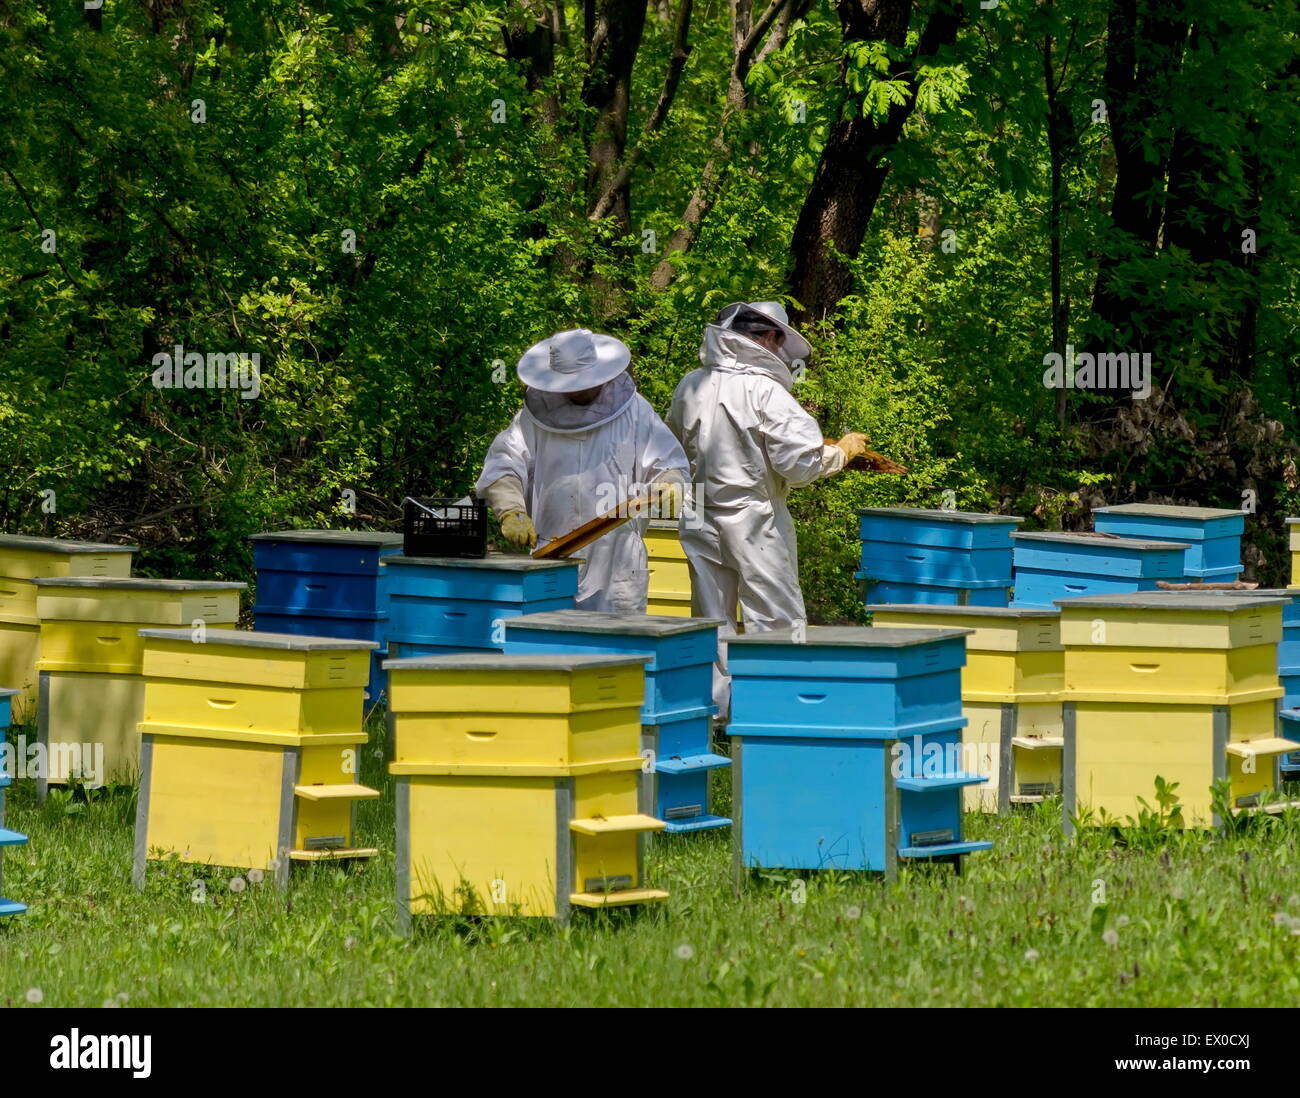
[675,944,694,961]
[102,999,119,1009]
[25,988,42,1004]
[1024,949,1040,963]
[1103,928,1120,947]
[1115,914,1130,928]
[845,905,862,920]
[229,876,247,893]
[247,868,264,884]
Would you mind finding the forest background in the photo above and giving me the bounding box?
[2,0,1297,619]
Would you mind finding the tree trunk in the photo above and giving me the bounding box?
[787,0,963,325]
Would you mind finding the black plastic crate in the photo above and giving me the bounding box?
[403,497,488,558]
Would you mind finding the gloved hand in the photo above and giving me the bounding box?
[500,510,537,549]
[835,432,869,462]
[650,480,683,519]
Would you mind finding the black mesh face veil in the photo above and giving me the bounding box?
[717,303,784,344]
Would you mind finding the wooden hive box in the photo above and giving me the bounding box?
[251,529,404,701]
[386,652,667,922]
[381,555,577,655]
[1055,593,1296,829]
[1011,531,1186,608]
[868,604,1064,812]
[857,507,1022,608]
[1092,503,1244,580]
[0,687,26,917]
[727,626,991,877]
[32,578,245,791]
[133,630,381,888]
[0,535,137,723]
[644,519,692,618]
[502,610,730,832]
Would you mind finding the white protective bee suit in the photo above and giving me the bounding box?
[476,370,690,613]
[666,321,847,718]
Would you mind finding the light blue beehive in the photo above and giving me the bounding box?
[0,687,26,916]
[857,507,1022,607]
[502,610,730,832]
[1011,531,1187,608]
[1092,503,1245,580]
[251,530,405,701]
[382,555,578,657]
[727,627,991,876]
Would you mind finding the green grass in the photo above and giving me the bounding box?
[3,712,1300,1007]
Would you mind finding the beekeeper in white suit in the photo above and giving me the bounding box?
[667,301,867,719]
[476,328,690,613]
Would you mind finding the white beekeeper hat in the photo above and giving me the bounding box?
[717,300,812,361]
[516,328,631,393]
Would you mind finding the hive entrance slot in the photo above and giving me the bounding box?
[909,828,955,847]
[583,875,633,893]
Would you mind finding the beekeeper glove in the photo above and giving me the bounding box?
[834,432,869,462]
[649,479,683,520]
[500,511,537,549]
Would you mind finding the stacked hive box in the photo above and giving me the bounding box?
[0,535,136,725]
[33,578,244,794]
[0,687,26,916]
[1288,518,1300,588]
[133,629,380,888]
[1011,531,1186,608]
[251,530,404,702]
[644,519,692,617]
[386,652,669,923]
[382,556,578,658]
[857,508,1022,606]
[1056,592,1297,830]
[869,605,1064,813]
[1092,503,1245,582]
[727,627,992,878]
[502,610,730,832]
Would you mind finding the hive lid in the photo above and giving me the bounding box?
[382,652,648,671]
[33,577,246,591]
[1093,503,1242,521]
[382,554,576,570]
[728,625,972,646]
[0,534,138,554]
[1142,586,1297,599]
[868,603,1059,619]
[504,609,724,635]
[138,628,378,650]
[857,507,1022,524]
[1053,592,1288,611]
[250,529,404,546]
[1012,531,1187,551]
[1287,518,1300,525]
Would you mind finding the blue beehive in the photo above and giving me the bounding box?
[857,507,1022,607]
[1011,531,1187,608]
[1281,705,1300,780]
[382,555,578,656]
[502,610,730,832]
[251,529,404,701]
[727,627,992,876]
[1092,503,1245,580]
[0,687,26,916]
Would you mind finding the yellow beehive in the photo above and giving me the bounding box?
[33,578,245,793]
[0,535,136,723]
[387,652,668,923]
[869,604,1064,812]
[387,652,645,771]
[1056,592,1296,830]
[132,629,381,888]
[645,519,692,617]
[1289,518,1300,588]
[35,578,243,674]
